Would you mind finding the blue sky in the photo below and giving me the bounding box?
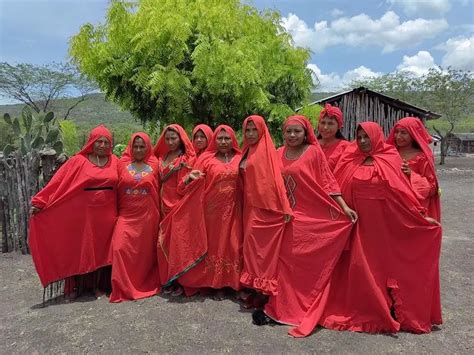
[0,0,473,98]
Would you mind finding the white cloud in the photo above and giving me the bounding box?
[282,11,448,53]
[388,0,452,16]
[437,36,474,70]
[331,8,344,17]
[396,51,437,75]
[308,64,382,92]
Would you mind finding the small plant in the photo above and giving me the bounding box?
[3,107,63,156]
[113,143,127,157]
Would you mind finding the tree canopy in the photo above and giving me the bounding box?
[69,0,314,130]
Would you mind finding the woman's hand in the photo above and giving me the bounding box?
[29,206,41,216]
[343,207,358,223]
[425,216,441,226]
[401,160,411,176]
[185,170,205,184]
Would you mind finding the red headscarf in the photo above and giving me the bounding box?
[334,122,424,211]
[153,124,196,161]
[242,115,292,215]
[78,125,113,156]
[283,115,318,145]
[121,132,158,165]
[192,124,214,154]
[205,124,241,154]
[386,117,435,177]
[320,103,344,128]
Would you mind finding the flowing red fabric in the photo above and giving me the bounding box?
[175,125,243,291]
[386,117,441,221]
[154,124,196,217]
[264,115,353,336]
[29,125,118,287]
[109,133,161,302]
[320,103,344,128]
[314,122,442,335]
[192,124,214,156]
[320,140,350,172]
[154,124,202,286]
[239,115,292,295]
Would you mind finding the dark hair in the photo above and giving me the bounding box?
[412,140,421,150]
[317,129,346,140]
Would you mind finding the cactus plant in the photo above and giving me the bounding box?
[2,107,63,156]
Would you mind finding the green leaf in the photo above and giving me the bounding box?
[20,137,28,155]
[3,144,15,156]
[52,141,63,154]
[44,112,55,123]
[3,113,12,125]
[31,136,45,149]
[12,117,21,136]
[45,128,59,144]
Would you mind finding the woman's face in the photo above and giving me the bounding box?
[165,129,181,152]
[193,130,208,151]
[357,128,372,153]
[394,127,413,148]
[245,120,259,145]
[283,124,306,148]
[318,115,339,139]
[132,136,147,162]
[216,129,233,154]
[93,136,110,157]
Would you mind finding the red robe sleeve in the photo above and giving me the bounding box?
[408,154,438,200]
[312,144,341,195]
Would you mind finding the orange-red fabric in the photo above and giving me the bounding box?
[177,125,243,291]
[320,140,350,172]
[265,116,353,336]
[386,117,440,221]
[313,122,442,336]
[192,124,214,156]
[154,124,196,217]
[240,115,292,295]
[29,125,118,287]
[320,103,344,128]
[109,132,161,302]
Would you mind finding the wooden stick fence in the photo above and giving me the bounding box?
[0,149,58,254]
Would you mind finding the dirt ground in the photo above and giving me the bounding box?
[1,156,473,354]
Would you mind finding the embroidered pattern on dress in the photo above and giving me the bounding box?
[284,174,297,208]
[204,255,243,274]
[125,188,149,195]
[127,163,153,182]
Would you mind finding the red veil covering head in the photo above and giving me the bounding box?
[78,124,113,156]
[192,124,214,154]
[205,124,241,154]
[283,115,318,145]
[319,103,344,128]
[334,121,424,211]
[121,132,158,165]
[386,117,439,203]
[242,115,292,215]
[154,124,196,161]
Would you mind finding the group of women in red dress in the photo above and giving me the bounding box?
[28,104,442,337]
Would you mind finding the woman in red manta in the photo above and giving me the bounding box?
[386,117,442,325]
[192,124,213,157]
[154,124,195,296]
[239,115,292,299]
[176,125,243,299]
[109,132,161,302]
[29,125,118,299]
[317,103,350,171]
[386,117,441,222]
[253,115,356,332]
[315,122,442,336]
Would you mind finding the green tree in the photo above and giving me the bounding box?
[69,0,313,131]
[0,62,96,119]
[59,120,79,156]
[417,67,474,165]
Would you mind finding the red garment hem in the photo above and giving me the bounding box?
[42,261,112,288]
[109,289,159,303]
[322,318,400,334]
[240,272,278,296]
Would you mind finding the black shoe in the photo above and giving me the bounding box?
[252,309,270,326]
